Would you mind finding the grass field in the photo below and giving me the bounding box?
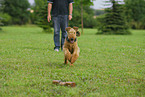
[0,26,145,97]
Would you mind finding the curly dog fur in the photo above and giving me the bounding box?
[63,27,81,66]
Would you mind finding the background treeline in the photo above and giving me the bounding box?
[0,0,30,25]
[32,0,95,33]
[124,0,145,29]
[0,0,145,31]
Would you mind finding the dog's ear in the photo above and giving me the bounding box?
[76,31,81,37]
[73,27,78,32]
[73,27,81,37]
[66,27,71,32]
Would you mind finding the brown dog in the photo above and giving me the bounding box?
[63,27,81,66]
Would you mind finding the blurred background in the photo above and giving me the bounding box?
[0,0,145,34]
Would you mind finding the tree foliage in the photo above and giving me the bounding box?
[3,0,30,25]
[0,0,4,12]
[124,0,145,29]
[97,0,131,35]
[95,10,105,16]
[0,13,11,26]
[69,0,96,28]
[34,0,52,33]
[0,0,4,29]
[69,5,96,28]
[74,0,93,5]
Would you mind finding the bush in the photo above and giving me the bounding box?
[0,13,11,26]
[130,21,145,29]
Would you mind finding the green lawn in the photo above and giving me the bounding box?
[0,26,145,97]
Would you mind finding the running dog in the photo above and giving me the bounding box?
[63,27,81,66]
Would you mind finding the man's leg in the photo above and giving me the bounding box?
[60,15,68,50]
[52,16,60,50]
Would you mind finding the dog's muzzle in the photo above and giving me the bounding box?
[66,37,77,43]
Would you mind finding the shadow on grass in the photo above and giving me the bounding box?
[21,47,57,52]
[45,62,67,68]
[21,47,49,51]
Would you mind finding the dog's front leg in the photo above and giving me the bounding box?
[70,53,79,66]
[64,48,71,64]
[70,48,79,66]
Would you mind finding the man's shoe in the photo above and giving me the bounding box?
[54,49,59,52]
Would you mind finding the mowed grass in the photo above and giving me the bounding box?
[0,26,145,97]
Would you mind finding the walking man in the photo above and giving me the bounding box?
[47,0,74,52]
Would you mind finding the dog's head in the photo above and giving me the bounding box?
[66,27,81,44]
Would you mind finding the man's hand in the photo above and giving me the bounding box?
[48,3,52,22]
[69,15,72,20]
[47,15,51,22]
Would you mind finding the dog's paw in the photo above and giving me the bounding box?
[70,64,74,66]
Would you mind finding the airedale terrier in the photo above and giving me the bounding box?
[63,27,81,66]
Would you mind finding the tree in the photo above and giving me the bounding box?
[69,5,96,28]
[0,0,4,12]
[0,13,11,26]
[0,0,4,29]
[95,10,105,16]
[34,0,52,33]
[74,0,94,34]
[1,0,12,26]
[0,16,3,30]
[124,0,145,29]
[97,0,131,35]
[82,5,97,28]
[3,0,30,25]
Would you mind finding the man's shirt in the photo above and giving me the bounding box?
[47,0,74,16]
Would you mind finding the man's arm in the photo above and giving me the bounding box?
[48,3,52,22]
[69,3,73,20]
